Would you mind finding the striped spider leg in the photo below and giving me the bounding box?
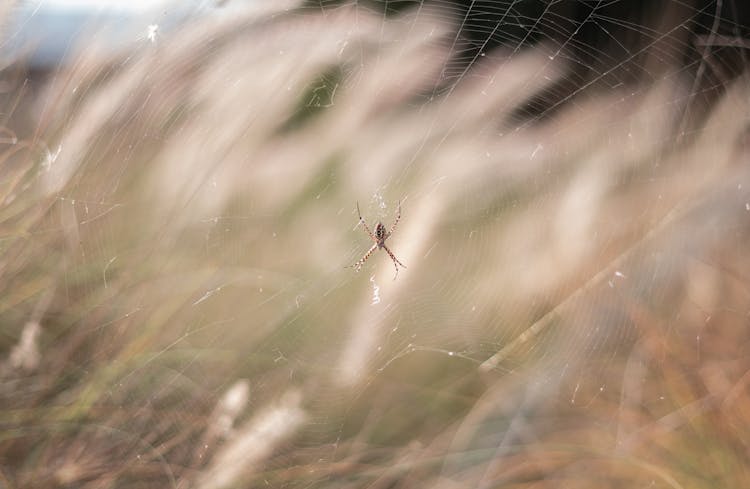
[348,201,407,280]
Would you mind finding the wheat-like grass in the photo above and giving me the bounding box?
[0,3,748,488]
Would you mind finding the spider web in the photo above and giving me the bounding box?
[1,0,750,487]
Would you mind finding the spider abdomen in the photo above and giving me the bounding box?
[375,223,387,243]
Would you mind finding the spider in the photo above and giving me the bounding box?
[347,201,406,280]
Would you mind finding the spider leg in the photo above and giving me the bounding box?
[347,243,378,271]
[356,201,377,242]
[388,200,401,236]
[382,244,406,280]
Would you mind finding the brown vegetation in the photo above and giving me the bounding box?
[1,3,749,488]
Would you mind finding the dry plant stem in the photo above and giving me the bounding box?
[479,192,708,373]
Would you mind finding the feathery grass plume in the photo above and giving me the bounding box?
[1,2,749,488]
[196,390,305,489]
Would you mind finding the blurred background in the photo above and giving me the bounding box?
[1,0,749,487]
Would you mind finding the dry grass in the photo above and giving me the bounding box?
[1,3,749,488]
